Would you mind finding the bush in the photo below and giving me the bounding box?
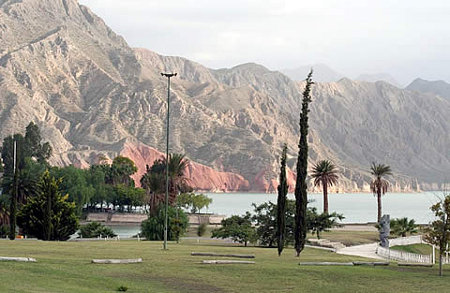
[0,225,8,238]
[212,213,257,247]
[78,222,117,238]
[197,223,207,237]
[117,285,128,292]
[141,205,188,241]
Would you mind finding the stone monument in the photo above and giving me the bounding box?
[379,214,390,248]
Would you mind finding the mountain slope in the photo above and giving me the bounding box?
[281,64,344,83]
[406,78,450,101]
[0,0,448,192]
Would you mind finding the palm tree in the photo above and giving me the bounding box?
[311,160,339,214]
[390,217,418,237]
[370,162,392,223]
[140,153,189,215]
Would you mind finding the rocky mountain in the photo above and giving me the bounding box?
[0,0,448,192]
[406,78,450,101]
[355,73,401,88]
[281,64,344,83]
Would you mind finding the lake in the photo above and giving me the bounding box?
[107,191,445,238]
[204,191,445,224]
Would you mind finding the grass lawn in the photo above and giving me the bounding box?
[0,240,449,293]
[307,230,379,246]
[391,244,434,255]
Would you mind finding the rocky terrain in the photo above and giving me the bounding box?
[406,78,450,101]
[0,0,448,192]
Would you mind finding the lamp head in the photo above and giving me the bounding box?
[161,73,177,78]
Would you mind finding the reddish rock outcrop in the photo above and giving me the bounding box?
[120,142,250,192]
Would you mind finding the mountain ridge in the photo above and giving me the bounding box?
[0,0,448,192]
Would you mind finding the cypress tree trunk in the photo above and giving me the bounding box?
[294,70,314,257]
[323,182,328,214]
[8,169,18,240]
[276,144,288,256]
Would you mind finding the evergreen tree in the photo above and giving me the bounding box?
[294,70,314,256]
[276,144,288,256]
[17,171,79,241]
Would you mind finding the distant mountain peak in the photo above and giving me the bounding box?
[281,63,344,82]
[406,78,450,100]
[355,73,401,88]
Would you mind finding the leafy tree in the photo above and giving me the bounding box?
[311,160,339,214]
[212,213,256,247]
[197,223,207,237]
[109,156,137,186]
[78,222,117,238]
[141,153,190,215]
[140,205,188,241]
[307,207,344,239]
[424,195,450,276]
[177,192,212,214]
[0,195,9,227]
[370,162,392,222]
[17,171,79,241]
[51,166,94,215]
[390,217,418,237]
[276,144,288,256]
[294,70,314,256]
[253,201,295,247]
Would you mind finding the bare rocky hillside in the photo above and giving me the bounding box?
[0,0,448,192]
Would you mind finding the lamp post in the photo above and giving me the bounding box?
[161,72,177,250]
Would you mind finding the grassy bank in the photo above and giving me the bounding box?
[0,240,449,292]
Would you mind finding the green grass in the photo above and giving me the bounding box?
[0,239,449,292]
[391,244,434,255]
[308,230,379,246]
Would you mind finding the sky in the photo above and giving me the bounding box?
[79,0,450,85]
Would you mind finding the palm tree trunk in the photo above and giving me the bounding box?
[377,188,382,223]
[323,183,328,214]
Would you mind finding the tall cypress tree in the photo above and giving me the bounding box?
[276,144,288,256]
[294,70,314,256]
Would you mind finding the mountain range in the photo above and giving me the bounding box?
[0,0,448,192]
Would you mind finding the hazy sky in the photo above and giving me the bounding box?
[79,0,450,85]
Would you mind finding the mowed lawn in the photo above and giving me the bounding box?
[0,240,449,293]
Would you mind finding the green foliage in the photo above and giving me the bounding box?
[294,70,314,256]
[307,207,344,239]
[370,162,392,222]
[117,285,128,292]
[212,213,256,247]
[252,200,343,245]
[0,224,8,238]
[78,222,117,238]
[311,160,339,214]
[109,156,137,186]
[17,171,79,241]
[390,217,418,237]
[276,144,288,255]
[51,166,94,215]
[140,205,188,241]
[253,201,295,247]
[177,192,212,213]
[140,153,190,214]
[424,194,450,276]
[112,184,145,212]
[197,223,207,237]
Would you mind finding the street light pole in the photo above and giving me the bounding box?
[161,72,177,250]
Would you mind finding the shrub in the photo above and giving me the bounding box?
[141,205,188,241]
[117,285,128,292]
[197,223,207,237]
[78,222,116,238]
